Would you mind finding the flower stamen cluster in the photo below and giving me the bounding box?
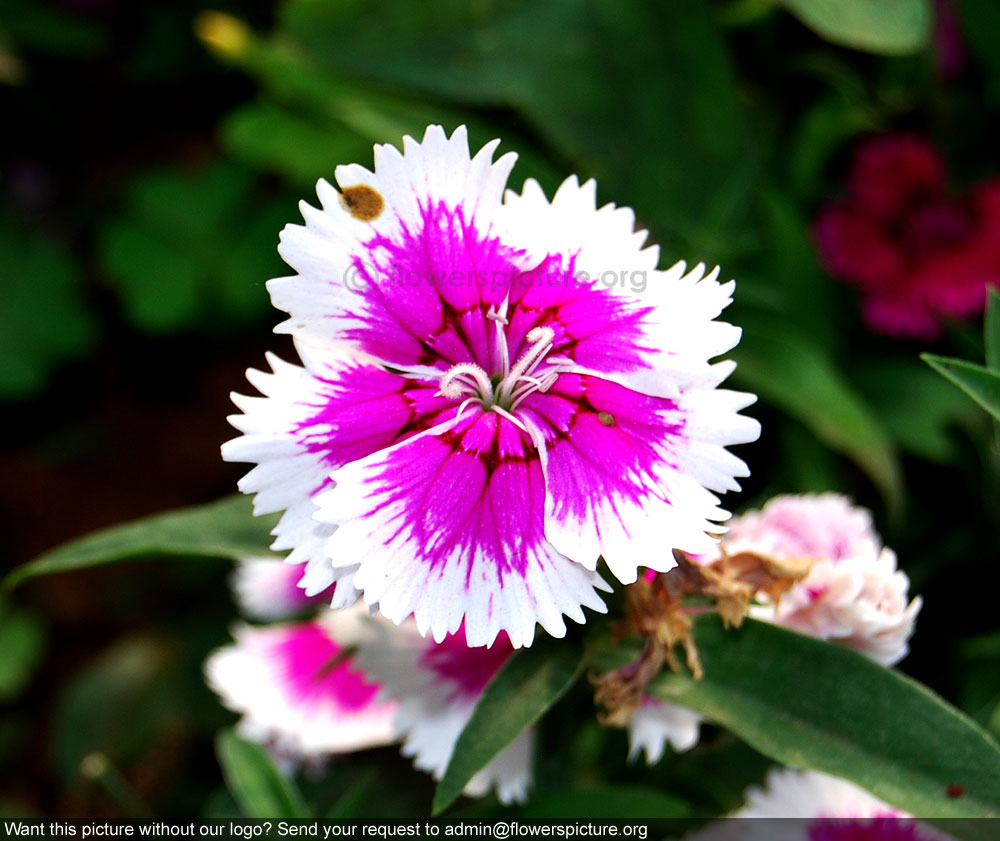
[437,313,571,419]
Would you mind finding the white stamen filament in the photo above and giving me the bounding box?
[453,396,479,421]
[494,325,556,408]
[487,307,510,376]
[489,404,528,432]
[438,362,494,401]
[437,312,573,414]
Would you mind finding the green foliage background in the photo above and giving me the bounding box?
[2,0,1000,825]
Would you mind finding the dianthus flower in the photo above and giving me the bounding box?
[720,768,949,841]
[356,621,531,804]
[814,134,1000,338]
[205,608,397,760]
[688,768,949,841]
[231,556,334,621]
[737,768,908,821]
[223,125,759,648]
[716,494,921,666]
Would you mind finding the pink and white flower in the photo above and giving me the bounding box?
[231,556,335,621]
[205,608,397,759]
[356,620,532,804]
[690,768,946,841]
[224,125,759,649]
[736,768,908,820]
[722,494,921,666]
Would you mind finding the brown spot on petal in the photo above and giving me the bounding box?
[598,411,615,427]
[340,185,384,221]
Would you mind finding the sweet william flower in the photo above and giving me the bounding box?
[814,134,1000,338]
[737,768,908,821]
[689,768,949,841]
[718,494,921,666]
[223,125,760,648]
[355,620,532,804]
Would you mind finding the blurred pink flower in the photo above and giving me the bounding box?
[714,494,921,666]
[684,768,952,841]
[814,135,1000,338]
[205,611,397,761]
[231,557,335,621]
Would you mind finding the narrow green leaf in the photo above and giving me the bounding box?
[4,496,279,590]
[588,617,1000,826]
[0,600,46,701]
[780,0,932,55]
[984,287,1000,372]
[922,354,1000,423]
[735,318,902,508]
[216,729,309,819]
[433,634,585,815]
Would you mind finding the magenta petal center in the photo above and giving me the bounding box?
[272,624,380,712]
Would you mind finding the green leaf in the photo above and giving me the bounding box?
[922,354,1000,423]
[278,0,752,255]
[99,161,281,334]
[734,317,902,508]
[959,631,1000,726]
[128,163,252,238]
[4,496,279,590]
[985,287,1000,372]
[101,221,202,333]
[0,599,46,701]
[216,728,310,819]
[433,634,585,815]
[779,0,932,55]
[0,214,97,400]
[588,617,1000,828]
[221,101,370,186]
[220,200,296,322]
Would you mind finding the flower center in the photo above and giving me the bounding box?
[437,308,574,420]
